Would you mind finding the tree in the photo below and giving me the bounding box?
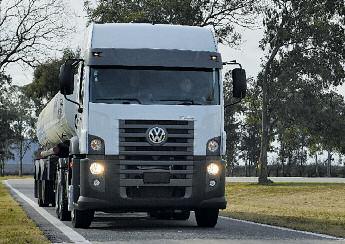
[258,0,345,183]
[239,82,261,176]
[0,73,15,176]
[0,0,69,70]
[8,86,36,176]
[84,0,260,45]
[223,72,243,175]
[24,49,79,113]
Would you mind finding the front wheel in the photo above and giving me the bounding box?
[55,181,71,221]
[71,209,94,228]
[195,208,219,227]
[55,169,71,221]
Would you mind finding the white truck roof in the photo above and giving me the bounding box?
[89,23,218,52]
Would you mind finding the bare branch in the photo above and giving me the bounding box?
[0,0,71,71]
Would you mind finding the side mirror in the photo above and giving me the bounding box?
[59,61,74,95]
[232,68,247,99]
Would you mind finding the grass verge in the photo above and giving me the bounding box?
[0,177,49,244]
[0,175,33,181]
[221,182,345,238]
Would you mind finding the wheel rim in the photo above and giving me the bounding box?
[71,209,75,222]
[57,185,63,217]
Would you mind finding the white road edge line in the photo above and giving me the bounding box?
[219,216,344,241]
[4,180,91,244]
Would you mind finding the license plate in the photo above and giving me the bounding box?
[143,172,170,184]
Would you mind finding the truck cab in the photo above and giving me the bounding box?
[34,23,247,228]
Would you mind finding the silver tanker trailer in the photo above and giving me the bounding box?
[34,23,247,228]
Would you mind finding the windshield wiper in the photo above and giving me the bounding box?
[95,98,142,104]
[154,99,202,105]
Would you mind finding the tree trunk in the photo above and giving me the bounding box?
[19,139,23,177]
[258,90,269,183]
[287,153,292,177]
[244,161,247,177]
[0,159,4,177]
[258,46,280,184]
[315,154,319,177]
[327,150,332,177]
[258,72,270,183]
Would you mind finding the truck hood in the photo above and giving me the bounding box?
[87,103,223,156]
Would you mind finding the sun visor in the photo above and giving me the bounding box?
[86,48,222,69]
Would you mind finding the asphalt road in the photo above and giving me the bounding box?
[5,179,344,244]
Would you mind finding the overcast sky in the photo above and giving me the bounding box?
[6,0,345,97]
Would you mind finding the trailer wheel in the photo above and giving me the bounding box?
[45,180,55,206]
[55,173,71,221]
[71,209,94,228]
[34,180,38,198]
[37,180,49,207]
[195,208,219,227]
[172,210,190,220]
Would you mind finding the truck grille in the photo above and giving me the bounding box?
[119,120,194,199]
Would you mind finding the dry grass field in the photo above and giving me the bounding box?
[222,183,345,238]
[0,177,48,244]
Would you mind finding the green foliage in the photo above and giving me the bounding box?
[7,86,37,176]
[238,81,262,176]
[257,0,345,181]
[0,73,14,161]
[24,49,79,113]
[0,77,36,163]
[223,71,242,174]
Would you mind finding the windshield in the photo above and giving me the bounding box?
[90,67,220,105]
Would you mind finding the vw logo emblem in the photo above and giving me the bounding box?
[147,126,168,145]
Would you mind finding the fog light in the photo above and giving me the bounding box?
[209,180,216,187]
[207,140,219,153]
[90,162,104,175]
[93,179,101,187]
[207,163,220,176]
[90,139,102,151]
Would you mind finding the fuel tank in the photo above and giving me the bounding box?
[36,93,76,148]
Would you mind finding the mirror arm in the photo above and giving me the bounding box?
[63,58,85,113]
[224,99,242,109]
[64,94,83,113]
[223,60,242,69]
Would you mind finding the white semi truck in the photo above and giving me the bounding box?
[34,23,247,228]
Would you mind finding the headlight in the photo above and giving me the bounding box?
[207,140,219,153]
[207,163,220,176]
[90,162,104,175]
[90,139,102,151]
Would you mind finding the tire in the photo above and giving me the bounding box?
[55,170,71,221]
[34,180,38,198]
[37,180,49,207]
[71,209,94,228]
[195,208,219,227]
[173,211,190,220]
[44,180,55,207]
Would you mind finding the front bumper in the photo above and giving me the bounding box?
[74,156,226,211]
